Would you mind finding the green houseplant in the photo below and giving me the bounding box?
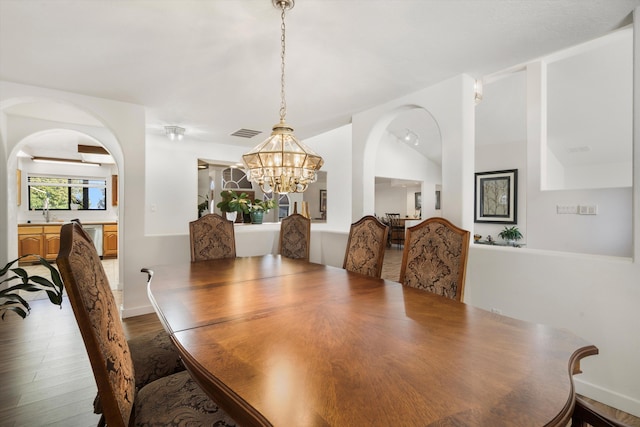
[216,190,250,222]
[248,199,276,224]
[1,255,64,319]
[498,226,523,246]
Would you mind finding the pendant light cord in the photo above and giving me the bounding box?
[279,3,287,122]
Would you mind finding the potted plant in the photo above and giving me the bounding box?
[498,226,523,246]
[216,190,250,222]
[1,255,64,319]
[248,199,276,224]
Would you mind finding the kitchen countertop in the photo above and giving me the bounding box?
[19,220,117,226]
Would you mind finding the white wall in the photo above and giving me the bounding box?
[465,12,640,415]
[477,64,632,257]
[564,162,632,189]
[474,142,527,243]
[304,125,353,231]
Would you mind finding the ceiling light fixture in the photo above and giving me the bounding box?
[242,0,323,194]
[165,126,185,141]
[32,156,101,167]
[403,129,419,146]
[474,80,483,104]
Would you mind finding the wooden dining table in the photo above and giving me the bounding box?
[145,255,597,427]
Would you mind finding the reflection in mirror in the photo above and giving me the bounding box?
[301,170,327,222]
[545,29,632,190]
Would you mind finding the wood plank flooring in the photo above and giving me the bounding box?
[1,248,638,426]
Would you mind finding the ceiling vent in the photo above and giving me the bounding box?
[231,128,262,138]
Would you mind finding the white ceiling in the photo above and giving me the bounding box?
[1,0,638,155]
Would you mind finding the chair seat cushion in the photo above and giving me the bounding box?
[134,370,237,426]
[128,329,185,388]
[94,329,185,413]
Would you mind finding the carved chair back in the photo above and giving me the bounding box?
[189,213,236,262]
[399,217,470,302]
[343,215,389,278]
[279,213,311,260]
[57,222,135,427]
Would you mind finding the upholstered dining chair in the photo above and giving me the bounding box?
[279,213,311,260]
[69,220,186,417]
[571,396,633,427]
[57,222,237,427]
[386,213,404,247]
[343,215,389,278]
[189,213,236,262]
[399,217,470,302]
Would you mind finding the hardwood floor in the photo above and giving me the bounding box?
[1,248,638,426]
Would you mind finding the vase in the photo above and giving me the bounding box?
[250,211,264,224]
[225,211,237,222]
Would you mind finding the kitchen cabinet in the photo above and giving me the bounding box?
[103,224,118,258]
[18,225,44,263]
[18,223,115,263]
[43,225,62,260]
[18,224,62,263]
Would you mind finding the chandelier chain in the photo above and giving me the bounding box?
[279,4,287,122]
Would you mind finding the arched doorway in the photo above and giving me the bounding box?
[3,100,123,294]
[373,107,442,220]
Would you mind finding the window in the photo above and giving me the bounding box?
[28,175,107,210]
[222,167,252,189]
[265,193,290,221]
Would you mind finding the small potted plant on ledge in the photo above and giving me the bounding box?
[216,190,250,222]
[248,199,276,224]
[498,226,523,247]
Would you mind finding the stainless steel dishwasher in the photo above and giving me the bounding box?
[83,224,103,257]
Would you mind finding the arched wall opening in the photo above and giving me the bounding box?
[373,107,442,221]
[352,74,476,230]
[2,97,124,292]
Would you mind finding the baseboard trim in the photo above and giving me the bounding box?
[120,303,155,319]
[575,377,640,418]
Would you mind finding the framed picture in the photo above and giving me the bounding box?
[435,190,441,210]
[319,189,327,213]
[474,169,517,224]
[414,192,422,210]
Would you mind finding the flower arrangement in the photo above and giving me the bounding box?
[216,190,250,214]
[249,198,276,213]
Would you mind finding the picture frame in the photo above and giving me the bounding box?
[414,192,422,210]
[435,190,441,210]
[319,189,327,213]
[474,169,517,224]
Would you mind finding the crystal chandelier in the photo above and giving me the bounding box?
[242,0,323,194]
